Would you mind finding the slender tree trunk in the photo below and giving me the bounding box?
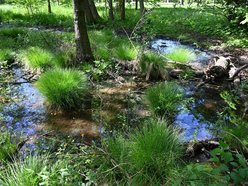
[108,0,114,20]
[135,0,138,10]
[120,0,125,20]
[84,0,95,24]
[88,0,101,21]
[140,0,144,16]
[73,0,94,63]
[48,0,52,13]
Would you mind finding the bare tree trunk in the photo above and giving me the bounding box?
[84,0,95,24]
[120,0,125,20]
[135,0,138,10]
[108,0,114,20]
[48,0,52,13]
[73,0,94,63]
[89,0,101,21]
[140,0,144,16]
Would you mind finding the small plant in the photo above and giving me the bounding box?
[36,68,88,110]
[19,47,55,69]
[140,51,168,80]
[210,142,248,184]
[113,43,138,61]
[0,132,16,162]
[145,82,183,118]
[166,47,196,63]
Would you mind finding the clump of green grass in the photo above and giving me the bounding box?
[0,154,76,185]
[0,28,26,38]
[145,82,183,118]
[113,43,138,61]
[0,132,16,162]
[129,119,183,184]
[0,49,14,63]
[166,47,196,63]
[140,51,168,80]
[36,68,88,110]
[97,119,183,185]
[19,47,55,69]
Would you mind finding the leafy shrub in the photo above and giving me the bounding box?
[36,68,88,110]
[145,82,183,118]
[140,51,168,80]
[166,47,196,63]
[210,142,248,185]
[19,47,55,69]
[0,132,16,162]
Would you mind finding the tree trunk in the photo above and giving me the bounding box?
[139,0,145,16]
[108,0,114,20]
[135,0,138,10]
[120,0,125,20]
[73,0,94,63]
[84,0,95,24]
[48,0,52,13]
[89,0,101,21]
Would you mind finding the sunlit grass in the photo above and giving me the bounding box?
[166,47,196,63]
[145,82,183,118]
[0,132,16,162]
[97,118,183,185]
[36,68,88,110]
[19,47,55,69]
[113,43,138,61]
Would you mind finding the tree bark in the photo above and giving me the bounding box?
[84,0,95,24]
[135,0,138,10]
[120,0,125,20]
[73,0,94,63]
[108,0,114,20]
[48,0,52,13]
[139,0,145,16]
[89,0,101,21]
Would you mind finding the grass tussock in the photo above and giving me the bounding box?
[140,51,168,80]
[19,47,55,69]
[36,68,88,110]
[145,82,183,118]
[113,43,138,61]
[166,47,196,63]
[0,49,14,63]
[0,132,16,162]
[97,119,183,185]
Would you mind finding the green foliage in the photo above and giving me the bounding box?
[145,82,183,118]
[36,68,88,110]
[83,60,112,80]
[166,47,196,63]
[97,119,183,185]
[19,47,55,69]
[210,142,248,185]
[113,43,138,61]
[217,91,248,153]
[140,51,168,80]
[0,132,16,162]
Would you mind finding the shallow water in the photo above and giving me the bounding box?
[1,69,46,136]
[175,85,222,141]
[151,39,222,141]
[151,39,213,69]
